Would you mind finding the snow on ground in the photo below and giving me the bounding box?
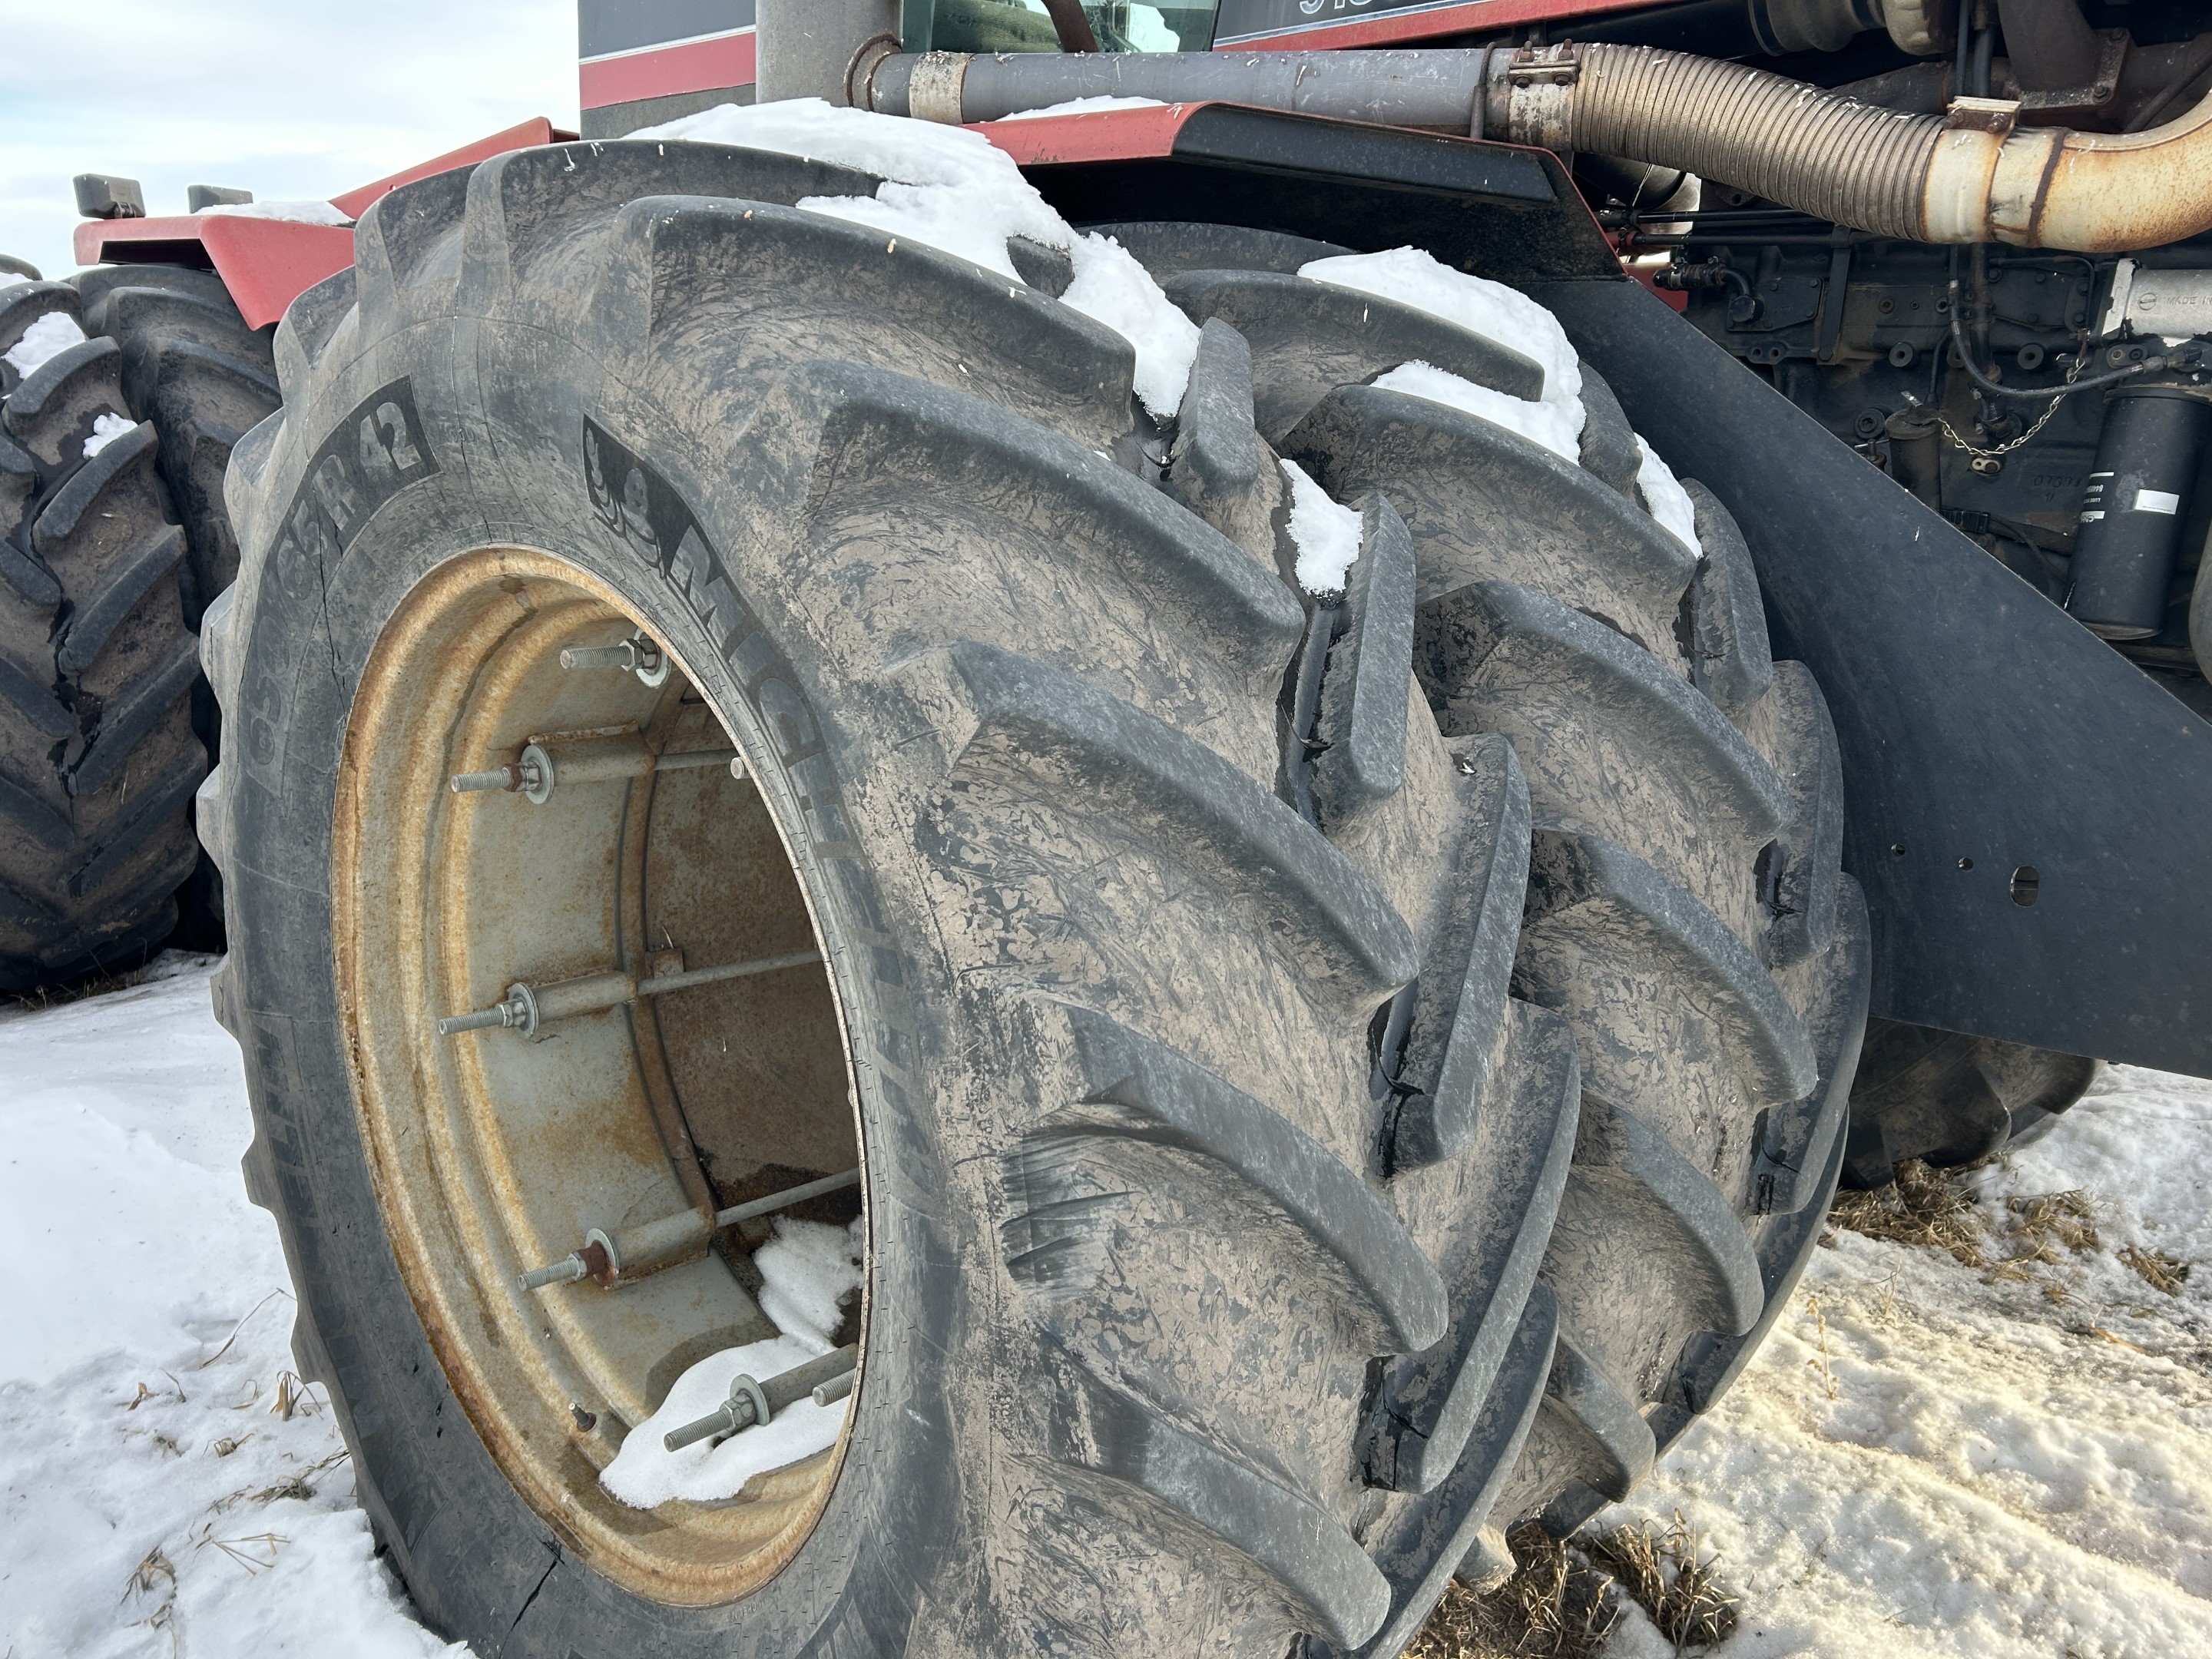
[1598,1062,2212,1658]
[7,960,2207,1657]
[0,957,459,1657]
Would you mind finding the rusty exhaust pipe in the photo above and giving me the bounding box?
[1510,41,2212,253]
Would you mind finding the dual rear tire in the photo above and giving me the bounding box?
[200,139,1864,1654]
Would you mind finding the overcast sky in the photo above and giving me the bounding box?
[1,1,578,280]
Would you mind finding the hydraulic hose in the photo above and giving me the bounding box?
[860,41,2212,253]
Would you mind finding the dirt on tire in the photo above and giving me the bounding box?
[197,141,1866,1655]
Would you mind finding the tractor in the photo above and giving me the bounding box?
[2,0,2208,1651]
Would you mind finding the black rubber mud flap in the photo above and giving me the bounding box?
[1538,275,2212,1081]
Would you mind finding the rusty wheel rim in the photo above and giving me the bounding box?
[333,547,866,1604]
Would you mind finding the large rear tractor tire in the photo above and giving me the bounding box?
[200,141,1863,1655]
[0,275,207,992]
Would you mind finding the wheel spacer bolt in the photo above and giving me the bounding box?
[437,982,538,1038]
[559,644,636,671]
[664,1373,772,1452]
[517,1166,857,1292]
[661,1346,858,1452]
[520,1253,588,1291]
[558,631,669,687]
[450,766,524,794]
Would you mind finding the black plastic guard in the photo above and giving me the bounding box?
[1028,104,1621,286]
[1538,276,2211,1078]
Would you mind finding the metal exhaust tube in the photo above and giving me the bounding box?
[1515,41,2212,252]
[865,48,1495,131]
[856,41,2212,253]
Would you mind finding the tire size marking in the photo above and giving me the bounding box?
[272,380,439,601]
[582,415,849,847]
[581,412,922,1124]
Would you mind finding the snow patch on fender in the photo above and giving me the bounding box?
[1001,94,1170,120]
[636,97,1070,276]
[201,199,353,227]
[633,98,1199,419]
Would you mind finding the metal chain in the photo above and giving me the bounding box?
[1930,336,2094,461]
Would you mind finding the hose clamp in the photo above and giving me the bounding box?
[1505,43,1582,85]
[845,32,903,111]
[1943,97,2019,136]
[1505,45,1581,151]
[908,52,973,124]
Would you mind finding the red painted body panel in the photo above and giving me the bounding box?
[70,120,570,330]
[73,216,355,331]
[978,104,1204,164]
[580,31,757,111]
[329,118,571,220]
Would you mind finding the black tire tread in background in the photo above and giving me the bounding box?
[71,264,279,949]
[1844,1018,2099,1184]
[75,264,279,624]
[196,155,1862,1659]
[0,286,207,993]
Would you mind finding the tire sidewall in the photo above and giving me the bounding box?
[225,313,980,1651]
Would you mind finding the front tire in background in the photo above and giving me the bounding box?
[0,280,206,992]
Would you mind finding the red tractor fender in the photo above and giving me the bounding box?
[71,118,574,329]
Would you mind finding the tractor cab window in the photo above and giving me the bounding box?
[909,0,1220,54]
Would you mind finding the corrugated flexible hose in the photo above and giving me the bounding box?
[866,40,2212,250]
[1558,45,1945,240]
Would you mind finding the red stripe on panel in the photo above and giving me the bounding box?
[580,30,757,110]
